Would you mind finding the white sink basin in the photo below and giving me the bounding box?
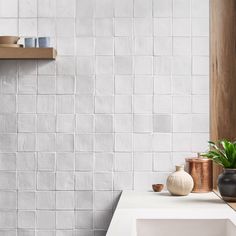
[106,192,236,236]
[136,219,236,236]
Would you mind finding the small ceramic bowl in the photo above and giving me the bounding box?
[0,36,20,44]
[152,184,164,192]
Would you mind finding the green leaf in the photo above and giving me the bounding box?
[220,140,233,162]
[204,139,236,168]
[209,141,228,160]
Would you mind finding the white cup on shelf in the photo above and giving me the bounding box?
[24,38,37,48]
[38,37,50,48]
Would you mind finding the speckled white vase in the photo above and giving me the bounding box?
[166,165,194,196]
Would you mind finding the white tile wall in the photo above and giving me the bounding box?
[0,0,209,235]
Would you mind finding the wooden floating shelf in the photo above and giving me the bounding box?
[0,47,57,60]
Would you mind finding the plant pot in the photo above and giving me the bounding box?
[218,169,236,202]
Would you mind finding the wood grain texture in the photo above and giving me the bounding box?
[210,0,236,195]
[0,48,57,60]
[214,190,236,210]
[228,202,236,211]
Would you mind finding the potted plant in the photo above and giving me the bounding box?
[202,140,236,202]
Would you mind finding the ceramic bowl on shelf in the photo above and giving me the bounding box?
[0,36,20,44]
[0,44,23,48]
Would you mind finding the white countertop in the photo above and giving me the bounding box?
[107,191,236,236]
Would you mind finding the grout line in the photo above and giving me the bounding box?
[170,0,174,170]
[151,0,155,173]
[131,0,135,191]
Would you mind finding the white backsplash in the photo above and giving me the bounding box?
[0,0,209,235]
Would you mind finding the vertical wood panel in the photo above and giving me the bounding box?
[210,0,236,189]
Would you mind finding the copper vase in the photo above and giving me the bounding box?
[186,155,213,193]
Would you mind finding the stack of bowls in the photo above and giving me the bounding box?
[0,36,22,48]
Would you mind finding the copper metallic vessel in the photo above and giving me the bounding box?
[185,154,213,193]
